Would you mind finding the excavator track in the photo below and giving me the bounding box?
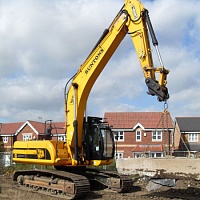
[84,168,133,192]
[54,166,133,192]
[13,170,90,199]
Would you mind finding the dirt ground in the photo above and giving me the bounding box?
[1,174,200,200]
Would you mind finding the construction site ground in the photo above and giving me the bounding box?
[1,174,200,200]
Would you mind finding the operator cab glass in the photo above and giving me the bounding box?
[101,127,114,158]
[84,117,115,161]
[90,125,114,160]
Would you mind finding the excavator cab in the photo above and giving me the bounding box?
[83,117,115,162]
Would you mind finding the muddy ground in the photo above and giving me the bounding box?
[1,174,200,200]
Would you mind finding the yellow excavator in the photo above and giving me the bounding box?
[13,0,169,199]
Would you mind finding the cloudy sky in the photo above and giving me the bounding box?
[0,0,200,123]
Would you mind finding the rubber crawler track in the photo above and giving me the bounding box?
[13,170,90,199]
[105,171,133,192]
[85,168,133,192]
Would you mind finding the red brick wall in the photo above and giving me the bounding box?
[6,136,13,151]
[115,146,135,158]
[122,130,172,145]
[115,130,172,158]
[0,136,13,151]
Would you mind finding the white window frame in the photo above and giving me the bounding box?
[136,130,142,141]
[58,135,66,142]
[22,133,33,141]
[188,133,198,142]
[115,152,123,159]
[134,152,164,158]
[152,131,162,141]
[114,131,124,142]
[3,136,8,143]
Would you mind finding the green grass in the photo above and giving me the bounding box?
[0,163,55,174]
[88,160,117,171]
[0,159,117,175]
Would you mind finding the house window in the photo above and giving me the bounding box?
[58,135,66,142]
[114,131,124,141]
[3,136,8,143]
[152,131,162,141]
[115,152,123,159]
[136,130,141,141]
[188,133,198,142]
[134,152,164,158]
[22,133,32,141]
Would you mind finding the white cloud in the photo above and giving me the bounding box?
[0,76,65,121]
[0,0,123,80]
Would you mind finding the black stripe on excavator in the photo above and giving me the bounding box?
[13,148,51,160]
[16,154,38,159]
[87,29,109,58]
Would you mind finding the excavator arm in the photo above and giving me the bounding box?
[65,0,169,153]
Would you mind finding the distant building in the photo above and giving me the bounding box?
[104,112,174,158]
[0,122,23,151]
[174,117,200,157]
[0,120,65,152]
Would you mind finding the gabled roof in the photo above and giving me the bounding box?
[133,144,163,152]
[175,117,200,132]
[51,122,65,134]
[0,121,65,136]
[0,122,23,135]
[104,112,173,129]
[132,123,145,130]
[28,121,65,134]
[15,120,43,136]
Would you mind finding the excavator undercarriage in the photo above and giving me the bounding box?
[13,168,133,199]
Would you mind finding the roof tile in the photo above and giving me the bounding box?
[175,117,200,132]
[0,121,65,135]
[0,122,23,135]
[104,112,173,129]
[133,144,163,152]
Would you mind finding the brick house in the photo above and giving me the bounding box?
[174,117,200,157]
[104,112,174,158]
[0,120,65,151]
[0,122,23,151]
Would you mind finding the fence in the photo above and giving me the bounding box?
[1,150,198,175]
[172,150,199,158]
[0,151,13,174]
[0,151,53,175]
[0,151,117,175]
